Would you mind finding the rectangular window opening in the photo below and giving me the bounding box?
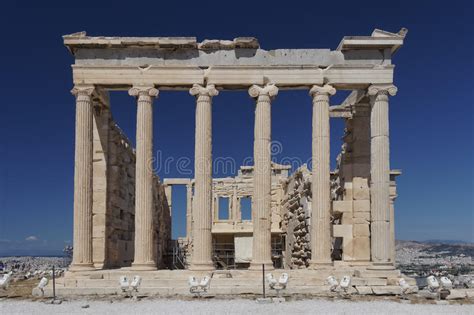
[218,197,230,220]
[240,197,252,220]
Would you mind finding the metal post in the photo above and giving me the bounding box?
[52,265,56,300]
[262,263,265,298]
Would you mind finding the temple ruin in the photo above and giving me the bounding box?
[37,28,410,296]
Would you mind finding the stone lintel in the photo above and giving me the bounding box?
[71,64,394,89]
[163,178,192,186]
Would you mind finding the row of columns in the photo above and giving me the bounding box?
[69,82,397,271]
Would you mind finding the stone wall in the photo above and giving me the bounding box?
[153,175,172,268]
[91,103,171,269]
[105,119,136,267]
[331,103,372,262]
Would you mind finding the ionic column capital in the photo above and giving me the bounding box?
[128,86,159,99]
[189,84,219,97]
[368,84,397,97]
[248,84,279,99]
[71,85,95,97]
[309,84,336,97]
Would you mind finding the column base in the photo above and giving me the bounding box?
[69,263,96,272]
[248,261,274,271]
[188,261,215,271]
[367,262,395,270]
[308,260,333,269]
[130,262,157,271]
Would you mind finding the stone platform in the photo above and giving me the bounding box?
[33,267,415,297]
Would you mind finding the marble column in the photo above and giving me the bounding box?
[70,85,96,271]
[189,84,218,271]
[308,84,336,268]
[368,84,397,267]
[186,183,193,240]
[248,84,278,271]
[129,86,159,270]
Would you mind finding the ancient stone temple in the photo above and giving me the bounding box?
[37,28,409,296]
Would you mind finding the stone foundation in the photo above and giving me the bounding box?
[34,268,414,297]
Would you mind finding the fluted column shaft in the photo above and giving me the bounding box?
[189,84,218,270]
[186,183,193,240]
[309,85,336,268]
[70,85,95,271]
[129,86,159,270]
[368,84,397,266]
[248,84,278,271]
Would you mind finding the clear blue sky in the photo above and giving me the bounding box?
[0,0,472,255]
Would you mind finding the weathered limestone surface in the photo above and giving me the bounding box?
[129,86,159,270]
[248,84,278,271]
[70,85,95,271]
[189,84,218,271]
[309,84,335,268]
[368,84,397,266]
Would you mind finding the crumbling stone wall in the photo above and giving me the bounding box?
[91,103,171,269]
[210,164,288,228]
[153,175,172,268]
[281,165,312,269]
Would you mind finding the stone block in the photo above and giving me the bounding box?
[333,224,352,238]
[353,224,370,237]
[343,182,353,200]
[352,237,370,260]
[92,238,105,261]
[353,177,370,200]
[332,200,353,213]
[92,191,107,213]
[93,175,107,190]
[93,214,106,226]
[353,217,370,224]
[341,213,353,225]
[353,188,370,200]
[372,286,401,295]
[353,211,370,221]
[92,223,106,238]
[446,289,466,300]
[353,200,370,212]
[342,240,354,261]
[355,286,373,295]
[465,289,474,299]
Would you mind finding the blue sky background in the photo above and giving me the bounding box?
[0,0,472,255]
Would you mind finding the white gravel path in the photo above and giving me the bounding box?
[1,298,473,315]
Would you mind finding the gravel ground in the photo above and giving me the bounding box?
[1,298,473,315]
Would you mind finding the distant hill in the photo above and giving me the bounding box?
[396,239,474,261]
[422,239,471,245]
[396,239,473,246]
